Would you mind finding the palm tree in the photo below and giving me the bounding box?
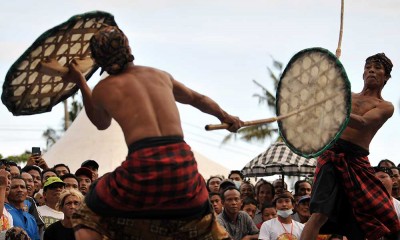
[223,57,283,144]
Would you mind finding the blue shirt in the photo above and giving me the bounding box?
[5,203,40,240]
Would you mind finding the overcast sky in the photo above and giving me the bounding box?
[1,0,400,170]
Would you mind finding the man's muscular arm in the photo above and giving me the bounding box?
[347,101,394,130]
[172,78,243,132]
[64,61,112,130]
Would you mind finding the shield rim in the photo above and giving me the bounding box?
[2,10,117,116]
[276,47,352,158]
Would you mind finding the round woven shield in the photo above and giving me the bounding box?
[2,11,117,116]
[276,48,351,158]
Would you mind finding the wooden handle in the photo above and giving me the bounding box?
[205,95,337,131]
[36,57,94,77]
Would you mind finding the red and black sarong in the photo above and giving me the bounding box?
[310,138,400,239]
[85,136,210,219]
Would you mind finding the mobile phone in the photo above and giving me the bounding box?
[32,147,41,156]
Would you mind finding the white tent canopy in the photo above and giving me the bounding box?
[44,109,229,179]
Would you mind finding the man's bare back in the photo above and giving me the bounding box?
[91,65,185,145]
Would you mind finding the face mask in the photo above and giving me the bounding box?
[277,209,293,218]
[233,180,241,189]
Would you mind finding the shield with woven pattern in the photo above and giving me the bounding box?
[2,11,117,116]
[241,142,316,178]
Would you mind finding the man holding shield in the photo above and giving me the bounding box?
[64,26,242,240]
[301,53,400,239]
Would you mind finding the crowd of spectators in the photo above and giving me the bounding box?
[0,155,398,240]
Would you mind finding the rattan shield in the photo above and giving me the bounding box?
[276,48,351,158]
[2,11,118,115]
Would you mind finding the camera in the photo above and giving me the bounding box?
[32,147,41,156]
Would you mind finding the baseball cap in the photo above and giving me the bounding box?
[297,195,311,204]
[75,167,93,181]
[81,160,99,170]
[43,176,65,191]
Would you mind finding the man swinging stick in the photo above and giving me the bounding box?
[65,26,242,239]
[301,53,400,239]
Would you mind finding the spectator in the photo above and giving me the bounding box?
[5,177,40,240]
[239,181,255,200]
[219,179,236,195]
[75,167,92,196]
[20,172,35,198]
[206,176,223,193]
[53,164,70,177]
[253,180,275,225]
[391,167,400,200]
[294,179,312,197]
[228,170,244,189]
[272,179,287,195]
[217,186,259,240]
[38,177,65,228]
[81,160,99,180]
[373,167,400,219]
[259,191,304,239]
[241,197,258,220]
[21,166,41,195]
[378,159,396,168]
[209,192,223,215]
[44,189,84,240]
[0,169,13,234]
[8,162,20,179]
[256,202,277,229]
[60,174,79,191]
[41,169,57,185]
[292,195,311,223]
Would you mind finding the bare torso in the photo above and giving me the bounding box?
[92,65,184,145]
[340,92,393,150]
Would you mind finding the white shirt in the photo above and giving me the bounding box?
[259,217,304,240]
[37,205,64,228]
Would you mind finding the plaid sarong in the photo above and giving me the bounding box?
[72,202,230,240]
[86,136,209,218]
[314,139,400,239]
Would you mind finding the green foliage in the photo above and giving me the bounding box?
[5,151,30,164]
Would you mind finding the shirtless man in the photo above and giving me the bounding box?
[65,26,242,240]
[300,53,400,240]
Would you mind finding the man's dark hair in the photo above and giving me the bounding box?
[21,165,42,176]
[294,179,312,196]
[206,175,223,192]
[366,53,393,78]
[221,186,240,201]
[378,159,396,168]
[60,173,79,183]
[261,202,275,212]
[241,197,258,210]
[41,168,56,179]
[53,164,70,173]
[209,192,222,199]
[228,170,244,180]
[255,179,275,197]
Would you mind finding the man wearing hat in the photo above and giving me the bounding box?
[75,167,93,196]
[259,191,304,239]
[292,195,311,224]
[37,176,65,228]
[81,160,99,180]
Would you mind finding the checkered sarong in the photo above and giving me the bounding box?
[88,138,209,217]
[315,139,400,239]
